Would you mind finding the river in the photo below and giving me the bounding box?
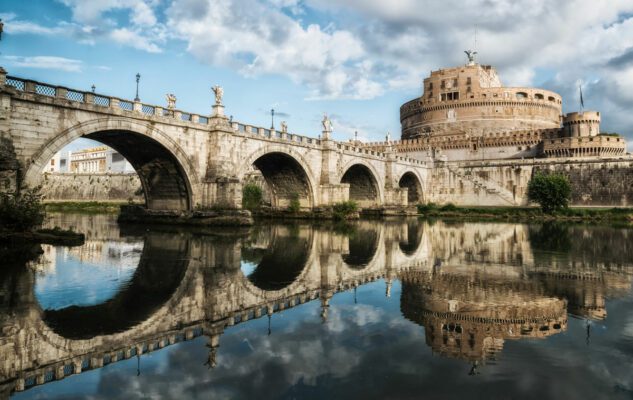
[2,213,633,399]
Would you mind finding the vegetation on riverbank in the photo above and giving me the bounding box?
[1,189,85,246]
[416,203,633,223]
[44,201,128,213]
[527,173,572,213]
[0,188,45,231]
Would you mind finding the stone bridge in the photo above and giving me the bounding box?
[0,68,429,211]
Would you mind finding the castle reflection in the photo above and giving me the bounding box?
[1,215,632,396]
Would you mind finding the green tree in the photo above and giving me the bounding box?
[288,192,301,213]
[527,172,572,213]
[242,183,263,210]
[0,187,46,232]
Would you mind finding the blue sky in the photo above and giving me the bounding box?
[2,0,633,150]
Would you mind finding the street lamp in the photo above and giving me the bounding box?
[134,73,141,102]
[91,84,96,93]
[270,108,275,130]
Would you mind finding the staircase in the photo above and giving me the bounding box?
[446,165,517,206]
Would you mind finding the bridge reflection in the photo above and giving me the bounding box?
[1,218,632,396]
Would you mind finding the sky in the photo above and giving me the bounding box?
[1,0,633,151]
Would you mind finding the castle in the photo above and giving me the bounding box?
[364,53,627,162]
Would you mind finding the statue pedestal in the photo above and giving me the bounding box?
[322,130,331,141]
[212,104,225,117]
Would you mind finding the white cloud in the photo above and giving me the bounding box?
[166,0,380,100]
[110,28,162,53]
[3,56,83,72]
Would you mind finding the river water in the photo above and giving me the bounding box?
[2,213,633,399]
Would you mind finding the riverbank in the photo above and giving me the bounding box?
[417,204,633,223]
[0,227,85,246]
[41,201,633,224]
[44,201,132,213]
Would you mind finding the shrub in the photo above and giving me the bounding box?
[439,203,458,212]
[527,172,571,213]
[242,184,263,210]
[0,187,46,232]
[288,192,301,213]
[417,202,437,214]
[333,201,358,220]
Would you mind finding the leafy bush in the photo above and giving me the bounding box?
[439,203,458,212]
[333,201,358,220]
[527,172,571,213]
[0,187,45,232]
[288,192,301,213]
[417,202,437,214]
[242,183,263,210]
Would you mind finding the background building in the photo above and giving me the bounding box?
[45,146,135,174]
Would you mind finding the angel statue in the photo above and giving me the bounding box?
[322,113,333,133]
[166,93,177,110]
[464,49,477,65]
[280,121,288,133]
[212,85,224,105]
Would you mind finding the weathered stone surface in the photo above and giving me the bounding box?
[39,173,142,202]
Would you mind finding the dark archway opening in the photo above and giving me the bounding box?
[251,152,312,209]
[342,226,379,269]
[341,164,379,208]
[85,131,191,211]
[241,226,311,290]
[399,172,423,205]
[42,232,190,339]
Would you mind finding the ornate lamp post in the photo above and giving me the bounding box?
[134,73,141,102]
[270,108,275,130]
[91,84,96,93]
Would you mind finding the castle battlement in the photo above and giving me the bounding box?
[392,56,626,161]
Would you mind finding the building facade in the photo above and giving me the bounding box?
[364,55,627,162]
[46,146,135,174]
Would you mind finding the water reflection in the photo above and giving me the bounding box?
[1,215,633,398]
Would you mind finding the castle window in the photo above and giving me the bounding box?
[441,93,447,101]
[467,86,471,93]
[429,82,433,90]
[516,92,528,100]
[441,80,446,89]
[466,77,472,85]
[453,79,458,87]
[535,93,544,100]
[548,96,555,102]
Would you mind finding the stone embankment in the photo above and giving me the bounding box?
[40,173,142,202]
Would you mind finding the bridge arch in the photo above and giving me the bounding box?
[241,147,317,209]
[339,161,383,208]
[40,233,191,339]
[341,223,381,270]
[398,220,423,256]
[238,225,316,300]
[23,118,199,211]
[398,171,424,205]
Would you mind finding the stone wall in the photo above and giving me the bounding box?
[40,173,143,202]
[0,136,18,195]
[535,161,633,207]
[427,158,633,207]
